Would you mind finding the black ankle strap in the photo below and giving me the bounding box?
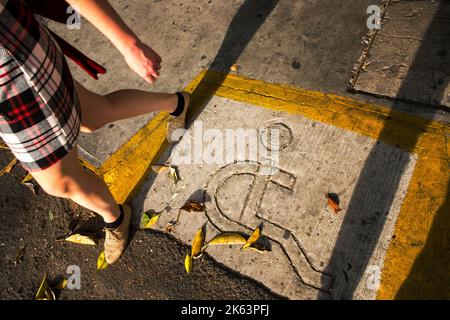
[170,92,185,117]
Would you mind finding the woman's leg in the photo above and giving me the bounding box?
[29,82,186,263]
[74,81,178,132]
[30,146,120,223]
[30,82,175,225]
[30,146,133,264]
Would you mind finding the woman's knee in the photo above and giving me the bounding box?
[30,149,81,198]
[75,80,115,132]
[79,101,115,133]
[80,122,103,133]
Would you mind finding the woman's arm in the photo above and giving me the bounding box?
[65,0,161,84]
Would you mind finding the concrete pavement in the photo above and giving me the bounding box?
[133,94,417,299]
[48,0,449,164]
[44,0,450,299]
[351,0,450,108]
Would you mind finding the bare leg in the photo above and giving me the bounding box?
[74,81,178,132]
[31,81,180,220]
[27,81,183,264]
[30,146,120,223]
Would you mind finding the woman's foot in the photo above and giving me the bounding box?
[104,204,132,264]
[167,91,191,144]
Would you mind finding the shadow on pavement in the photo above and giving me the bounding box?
[396,179,449,299]
[186,0,279,121]
[134,0,448,299]
[133,0,279,222]
[319,1,449,299]
[131,0,281,296]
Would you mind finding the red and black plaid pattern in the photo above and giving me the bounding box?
[0,0,80,171]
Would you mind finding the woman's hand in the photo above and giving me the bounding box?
[123,41,162,84]
[65,0,163,84]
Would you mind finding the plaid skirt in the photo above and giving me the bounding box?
[0,0,80,172]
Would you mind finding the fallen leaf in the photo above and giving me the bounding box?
[14,245,27,266]
[141,210,161,229]
[165,223,175,233]
[97,251,108,270]
[21,173,33,184]
[55,278,67,290]
[191,226,205,259]
[22,182,37,195]
[65,234,97,246]
[151,164,170,174]
[242,227,261,250]
[21,174,37,195]
[48,211,54,222]
[180,201,205,212]
[202,232,246,251]
[0,158,18,177]
[230,63,239,72]
[169,165,179,184]
[35,273,55,300]
[325,192,341,214]
[184,254,192,274]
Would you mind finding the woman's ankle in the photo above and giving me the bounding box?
[102,204,122,223]
[104,205,124,229]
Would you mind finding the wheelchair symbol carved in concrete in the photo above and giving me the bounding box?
[202,123,332,292]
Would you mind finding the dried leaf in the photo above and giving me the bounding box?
[21,172,36,195]
[151,164,170,174]
[202,232,246,251]
[55,278,67,290]
[180,201,205,212]
[65,234,97,246]
[48,211,54,222]
[0,142,9,150]
[0,158,18,177]
[169,165,179,184]
[141,210,161,229]
[21,173,33,184]
[242,227,261,250]
[191,226,205,259]
[165,223,175,233]
[22,182,37,195]
[97,251,109,270]
[35,273,55,300]
[184,254,192,274]
[230,63,239,72]
[14,245,27,266]
[325,193,341,214]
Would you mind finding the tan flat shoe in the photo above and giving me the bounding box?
[104,204,132,264]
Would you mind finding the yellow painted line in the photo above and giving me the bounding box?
[96,70,449,299]
[96,112,169,205]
